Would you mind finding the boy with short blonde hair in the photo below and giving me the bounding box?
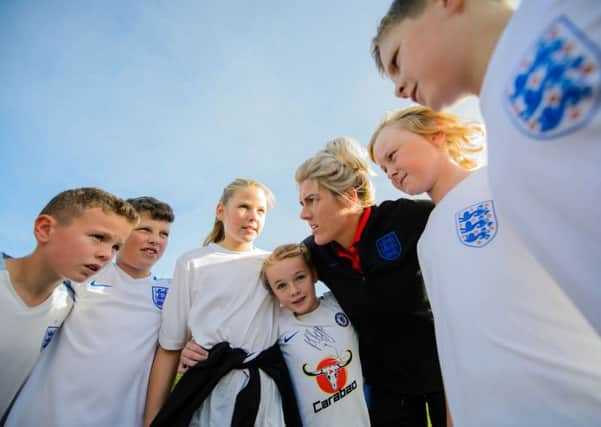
[0,187,137,416]
[371,0,601,335]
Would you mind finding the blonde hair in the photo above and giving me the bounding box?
[40,187,139,225]
[203,178,275,246]
[260,243,313,293]
[295,137,375,209]
[372,0,427,73]
[368,105,484,169]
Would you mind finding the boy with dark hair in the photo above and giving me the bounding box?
[371,0,601,335]
[0,187,137,416]
[6,196,174,427]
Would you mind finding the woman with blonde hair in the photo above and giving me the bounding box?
[296,137,446,427]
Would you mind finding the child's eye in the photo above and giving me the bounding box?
[295,274,306,281]
[91,234,104,241]
[112,244,122,252]
[276,283,286,290]
[160,232,169,238]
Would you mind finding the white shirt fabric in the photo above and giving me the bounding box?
[160,243,283,427]
[480,0,601,333]
[0,253,73,417]
[6,263,170,427]
[418,168,601,427]
[278,292,370,427]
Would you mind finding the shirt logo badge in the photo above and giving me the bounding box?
[283,331,299,343]
[89,280,112,288]
[41,326,59,350]
[303,350,353,394]
[152,286,168,309]
[455,200,498,248]
[505,15,601,140]
[335,312,349,327]
[376,231,402,261]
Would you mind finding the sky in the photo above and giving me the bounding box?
[0,0,488,278]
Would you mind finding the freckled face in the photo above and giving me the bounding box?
[372,126,443,196]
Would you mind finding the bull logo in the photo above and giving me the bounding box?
[303,349,353,393]
[455,200,498,248]
[504,15,601,140]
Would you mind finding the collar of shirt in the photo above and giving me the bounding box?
[334,207,372,273]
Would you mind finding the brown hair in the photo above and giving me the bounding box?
[40,187,139,225]
[368,105,484,169]
[127,196,175,223]
[260,243,314,293]
[203,178,275,246]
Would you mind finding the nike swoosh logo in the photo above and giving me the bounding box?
[89,280,112,288]
[283,331,299,343]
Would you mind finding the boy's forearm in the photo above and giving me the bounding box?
[144,345,180,427]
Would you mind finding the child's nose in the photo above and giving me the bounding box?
[395,81,408,99]
[96,243,113,261]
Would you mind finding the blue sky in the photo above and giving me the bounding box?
[0,0,485,278]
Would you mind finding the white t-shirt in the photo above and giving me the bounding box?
[278,292,370,427]
[480,0,601,333]
[0,253,73,417]
[5,262,170,427]
[418,168,601,427]
[160,243,283,427]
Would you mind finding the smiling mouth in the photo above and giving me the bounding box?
[292,296,306,305]
[142,248,158,256]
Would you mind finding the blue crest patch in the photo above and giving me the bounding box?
[41,326,58,350]
[152,286,169,310]
[505,15,601,139]
[335,312,349,327]
[376,232,402,261]
[455,200,498,248]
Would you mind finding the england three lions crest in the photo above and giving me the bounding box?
[455,200,498,248]
[152,286,168,310]
[505,15,601,139]
[376,232,402,261]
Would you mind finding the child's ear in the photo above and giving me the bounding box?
[215,202,225,222]
[430,131,447,148]
[34,214,56,244]
[442,0,464,14]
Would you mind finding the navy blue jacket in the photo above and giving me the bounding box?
[304,198,443,394]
